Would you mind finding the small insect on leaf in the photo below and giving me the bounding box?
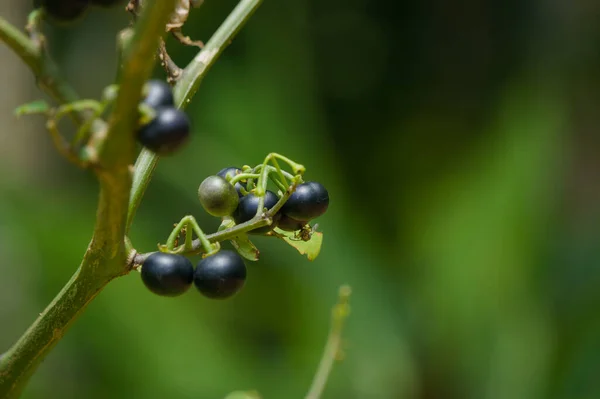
[14,100,50,117]
[274,227,323,261]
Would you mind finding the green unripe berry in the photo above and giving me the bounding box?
[198,175,239,217]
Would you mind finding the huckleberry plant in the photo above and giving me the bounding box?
[0,1,348,398]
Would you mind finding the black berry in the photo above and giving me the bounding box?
[234,190,280,234]
[141,253,194,297]
[217,166,246,197]
[198,175,239,217]
[277,214,307,232]
[194,250,246,299]
[39,0,90,22]
[281,181,329,221]
[138,107,190,155]
[142,79,174,109]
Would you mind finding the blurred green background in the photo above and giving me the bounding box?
[1,0,600,398]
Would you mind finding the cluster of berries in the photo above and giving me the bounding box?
[35,0,125,22]
[137,80,191,155]
[141,250,246,299]
[140,167,329,300]
[199,167,329,234]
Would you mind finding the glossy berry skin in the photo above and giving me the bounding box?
[141,253,194,297]
[277,214,307,232]
[91,0,124,6]
[198,175,239,217]
[39,0,90,22]
[281,181,329,221]
[194,250,246,299]
[234,190,280,234]
[138,107,190,155]
[217,166,246,197]
[142,79,174,109]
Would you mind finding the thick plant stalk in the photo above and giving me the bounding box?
[0,0,179,396]
[0,1,263,397]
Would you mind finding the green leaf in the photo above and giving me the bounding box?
[14,100,50,116]
[230,233,260,261]
[274,227,323,261]
[219,218,260,261]
[230,235,259,262]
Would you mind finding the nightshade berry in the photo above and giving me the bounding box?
[281,181,329,221]
[142,79,174,109]
[194,250,247,299]
[198,175,239,217]
[137,107,190,155]
[277,214,307,232]
[39,0,90,22]
[217,166,246,197]
[141,252,194,297]
[234,190,280,234]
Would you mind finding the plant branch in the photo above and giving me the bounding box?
[0,1,179,397]
[126,0,263,233]
[0,15,81,114]
[305,286,352,399]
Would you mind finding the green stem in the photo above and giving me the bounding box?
[166,217,189,249]
[173,0,263,108]
[126,0,264,233]
[0,1,178,397]
[0,264,113,399]
[184,222,194,251]
[0,15,81,117]
[305,286,352,399]
[189,220,215,254]
[228,173,260,185]
[270,157,289,187]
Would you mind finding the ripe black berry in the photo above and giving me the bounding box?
[91,0,124,6]
[137,107,190,155]
[234,190,280,234]
[142,79,174,109]
[141,253,194,297]
[39,0,90,22]
[277,214,307,232]
[281,181,329,221]
[194,250,246,299]
[217,166,246,197]
[198,175,239,217]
